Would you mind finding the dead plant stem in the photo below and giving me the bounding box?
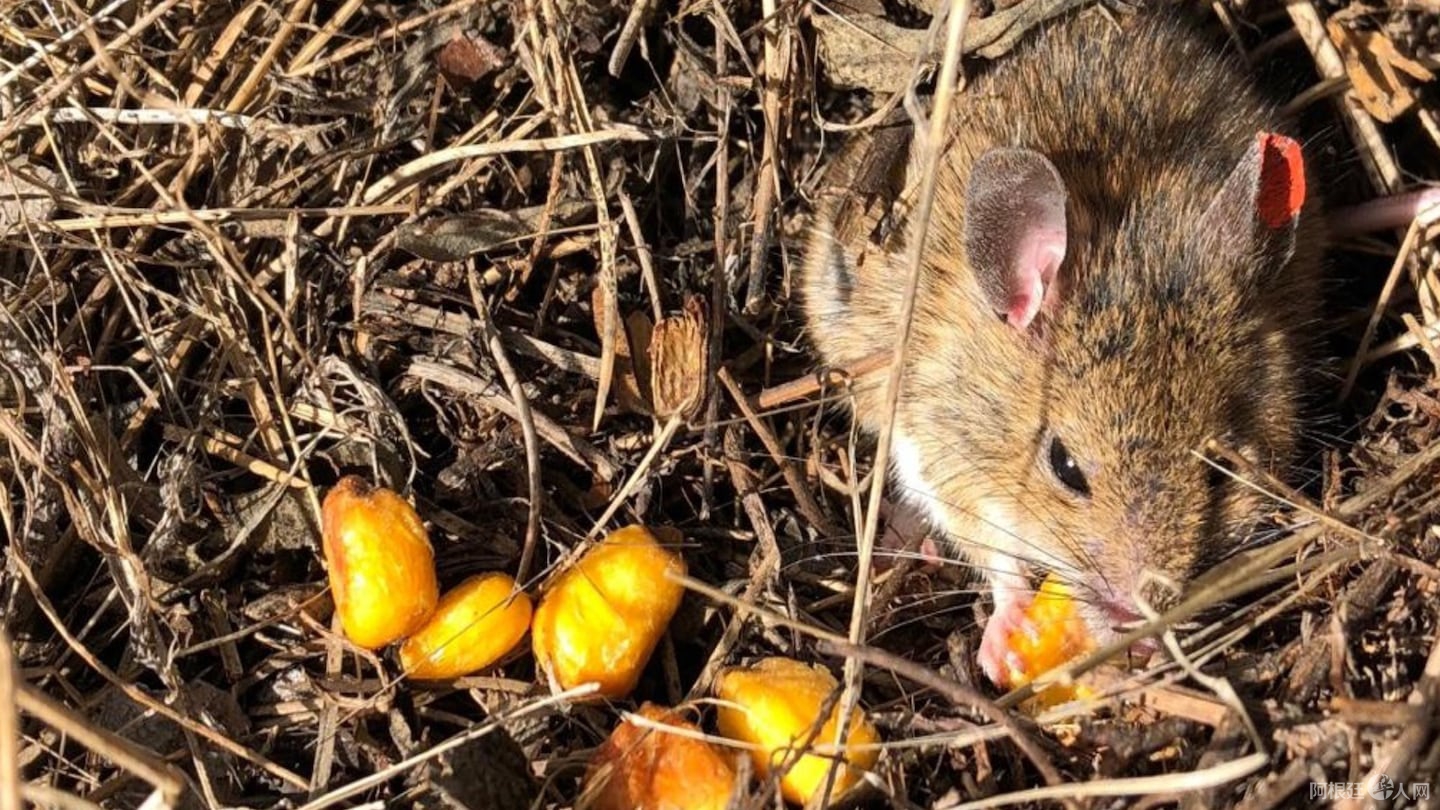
[833,0,978,803]
[468,269,545,583]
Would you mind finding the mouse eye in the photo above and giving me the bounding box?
[1047,436,1091,497]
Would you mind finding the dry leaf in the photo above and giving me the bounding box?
[397,201,591,261]
[664,41,716,118]
[1327,18,1435,123]
[436,32,508,90]
[648,295,709,421]
[1,162,57,237]
[593,271,620,431]
[591,286,652,416]
[812,12,927,93]
[624,310,655,403]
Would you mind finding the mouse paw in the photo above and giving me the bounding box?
[978,590,1035,688]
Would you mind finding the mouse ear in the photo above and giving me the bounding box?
[964,148,1069,331]
[1200,132,1306,263]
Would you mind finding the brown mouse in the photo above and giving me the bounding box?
[801,9,1325,684]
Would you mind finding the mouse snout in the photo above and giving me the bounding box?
[1096,485,1208,606]
[1083,579,1168,627]
[1062,573,1168,665]
[1068,540,1187,642]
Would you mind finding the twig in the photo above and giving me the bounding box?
[46,204,410,232]
[408,359,622,482]
[833,0,979,803]
[938,754,1269,809]
[619,192,664,323]
[1080,669,1231,728]
[160,424,308,489]
[743,0,790,314]
[0,628,19,810]
[18,105,297,134]
[1285,0,1400,193]
[701,0,736,520]
[586,415,685,537]
[607,0,656,77]
[816,640,1067,788]
[361,126,661,204]
[1342,218,1424,400]
[1327,188,1440,238]
[686,426,783,698]
[18,784,105,810]
[754,350,890,411]
[525,11,625,436]
[520,153,569,313]
[1363,317,1440,364]
[468,270,545,583]
[717,367,841,537]
[310,616,341,799]
[294,683,598,810]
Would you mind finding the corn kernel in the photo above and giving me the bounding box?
[715,657,879,805]
[320,476,439,649]
[399,573,532,679]
[580,703,738,810]
[1002,574,1097,710]
[531,525,686,699]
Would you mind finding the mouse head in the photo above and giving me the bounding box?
[924,132,1311,637]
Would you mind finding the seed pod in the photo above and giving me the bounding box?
[715,657,879,805]
[579,703,739,810]
[399,573,532,679]
[531,525,686,698]
[320,476,439,649]
[648,295,709,421]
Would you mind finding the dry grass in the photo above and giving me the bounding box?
[4,0,1440,807]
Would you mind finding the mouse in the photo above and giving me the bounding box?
[800,8,1326,685]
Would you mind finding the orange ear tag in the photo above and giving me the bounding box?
[1256,132,1305,229]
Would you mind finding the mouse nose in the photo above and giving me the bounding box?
[1077,571,1172,626]
[1086,591,1162,662]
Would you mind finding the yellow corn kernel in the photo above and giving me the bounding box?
[715,657,879,805]
[1002,574,1096,709]
[399,573,532,679]
[531,525,686,699]
[580,703,738,810]
[320,476,439,649]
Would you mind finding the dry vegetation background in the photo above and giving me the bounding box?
[5,0,1440,807]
